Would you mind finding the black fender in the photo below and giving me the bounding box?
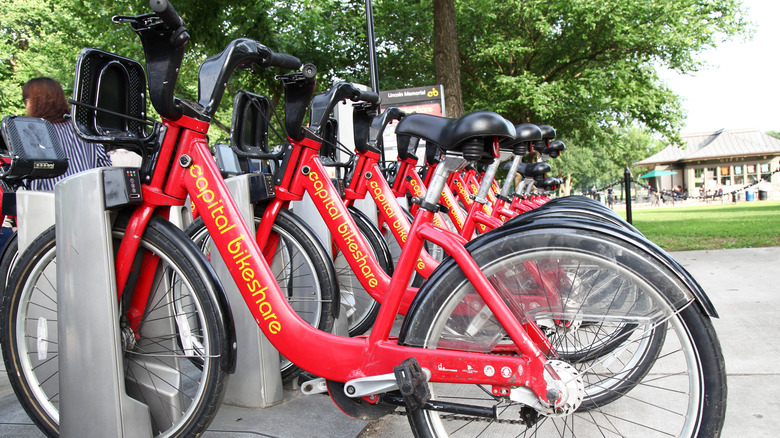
[399,215,718,346]
[505,202,645,238]
[497,215,718,318]
[152,215,238,373]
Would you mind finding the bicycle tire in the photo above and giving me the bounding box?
[0,215,230,437]
[336,206,392,336]
[0,231,18,294]
[400,226,726,437]
[186,206,337,382]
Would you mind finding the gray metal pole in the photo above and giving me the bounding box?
[364,0,380,93]
[624,167,633,224]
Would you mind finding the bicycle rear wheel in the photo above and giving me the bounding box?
[400,227,726,437]
[1,215,230,437]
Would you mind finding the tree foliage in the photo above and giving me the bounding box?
[1,0,752,179]
[551,127,666,192]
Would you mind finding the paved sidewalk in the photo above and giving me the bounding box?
[2,247,778,437]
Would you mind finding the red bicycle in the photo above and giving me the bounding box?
[1,2,726,437]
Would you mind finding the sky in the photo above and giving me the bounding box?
[658,0,780,134]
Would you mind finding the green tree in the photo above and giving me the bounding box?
[2,0,752,153]
[452,0,750,138]
[551,127,665,193]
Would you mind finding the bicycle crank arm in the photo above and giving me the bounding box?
[343,369,421,397]
[300,377,328,395]
[380,394,498,420]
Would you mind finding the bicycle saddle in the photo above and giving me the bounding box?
[540,139,566,158]
[500,123,542,155]
[532,124,556,152]
[516,162,552,178]
[537,176,562,190]
[394,111,514,161]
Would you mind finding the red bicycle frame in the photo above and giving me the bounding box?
[343,150,439,279]
[253,135,423,315]
[113,114,555,401]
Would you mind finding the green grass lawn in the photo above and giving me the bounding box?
[617,200,780,252]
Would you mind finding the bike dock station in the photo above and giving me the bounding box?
[15,191,55,254]
[56,168,153,437]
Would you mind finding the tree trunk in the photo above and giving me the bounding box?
[433,0,464,117]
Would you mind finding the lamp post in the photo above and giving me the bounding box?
[624,167,633,224]
[364,0,380,93]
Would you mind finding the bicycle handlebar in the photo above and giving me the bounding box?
[148,0,189,47]
[309,83,381,136]
[198,38,301,117]
[123,0,301,121]
[268,52,303,71]
[149,0,183,29]
[355,89,380,105]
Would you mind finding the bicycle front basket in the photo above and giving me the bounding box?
[230,90,271,158]
[0,116,68,181]
[71,48,151,145]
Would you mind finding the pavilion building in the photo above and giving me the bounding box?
[635,128,780,199]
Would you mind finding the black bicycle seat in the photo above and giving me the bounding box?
[500,123,542,155]
[541,139,566,157]
[516,162,551,178]
[395,111,514,161]
[531,124,556,152]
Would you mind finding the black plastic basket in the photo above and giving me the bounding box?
[230,90,271,157]
[71,48,153,146]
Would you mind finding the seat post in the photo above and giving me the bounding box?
[423,153,468,210]
[474,158,501,204]
[500,155,524,198]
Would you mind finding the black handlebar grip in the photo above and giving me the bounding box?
[355,90,380,104]
[268,52,302,70]
[302,63,317,80]
[149,0,184,29]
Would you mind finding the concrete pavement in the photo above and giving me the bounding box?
[2,246,778,437]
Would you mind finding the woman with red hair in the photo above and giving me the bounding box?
[22,77,112,190]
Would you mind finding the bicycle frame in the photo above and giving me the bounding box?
[343,149,439,279]
[114,114,555,401]
[254,134,422,314]
[392,155,466,232]
[261,131,556,322]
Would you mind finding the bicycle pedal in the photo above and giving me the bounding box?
[393,357,430,411]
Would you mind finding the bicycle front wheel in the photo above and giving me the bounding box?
[400,227,726,437]
[1,215,230,437]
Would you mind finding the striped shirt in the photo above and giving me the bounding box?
[28,121,112,191]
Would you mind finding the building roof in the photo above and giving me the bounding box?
[635,128,780,166]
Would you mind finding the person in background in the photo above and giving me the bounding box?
[0,78,113,251]
[22,77,112,190]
